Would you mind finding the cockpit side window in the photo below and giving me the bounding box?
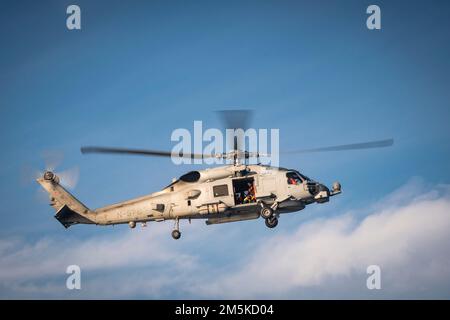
[286,172,303,185]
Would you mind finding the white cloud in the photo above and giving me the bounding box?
[0,225,201,298]
[190,182,450,298]
[1,179,450,299]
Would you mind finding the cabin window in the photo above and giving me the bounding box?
[213,184,229,197]
[179,171,201,182]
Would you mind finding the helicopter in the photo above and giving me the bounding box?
[37,112,393,240]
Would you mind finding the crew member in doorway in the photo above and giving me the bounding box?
[244,182,256,203]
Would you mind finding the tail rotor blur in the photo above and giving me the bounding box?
[22,150,80,203]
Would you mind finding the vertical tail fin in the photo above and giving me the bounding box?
[37,171,95,228]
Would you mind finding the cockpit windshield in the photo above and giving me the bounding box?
[296,171,312,181]
[286,171,313,185]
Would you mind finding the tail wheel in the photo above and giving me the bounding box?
[265,216,278,228]
[171,229,181,240]
[260,206,273,219]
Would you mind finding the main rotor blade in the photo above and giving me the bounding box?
[80,146,215,159]
[217,109,253,131]
[284,138,394,154]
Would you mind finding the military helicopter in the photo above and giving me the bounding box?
[37,111,393,239]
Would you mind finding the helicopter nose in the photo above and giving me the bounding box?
[317,183,330,196]
[306,182,329,196]
[314,183,330,203]
[320,183,330,193]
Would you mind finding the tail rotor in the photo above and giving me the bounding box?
[22,150,81,203]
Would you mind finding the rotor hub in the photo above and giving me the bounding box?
[43,171,55,181]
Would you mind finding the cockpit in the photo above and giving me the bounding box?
[286,171,312,185]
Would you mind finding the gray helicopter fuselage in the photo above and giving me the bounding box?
[95,164,313,225]
[37,164,341,231]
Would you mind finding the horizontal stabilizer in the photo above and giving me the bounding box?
[55,205,94,228]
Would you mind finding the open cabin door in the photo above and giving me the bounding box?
[232,177,256,206]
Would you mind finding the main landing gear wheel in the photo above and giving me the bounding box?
[265,216,278,228]
[171,229,181,240]
[172,218,181,240]
[260,206,273,219]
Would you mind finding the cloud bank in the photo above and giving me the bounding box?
[191,182,450,299]
[1,179,450,299]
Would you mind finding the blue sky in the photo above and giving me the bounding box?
[0,0,449,298]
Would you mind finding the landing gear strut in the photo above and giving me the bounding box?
[260,201,280,228]
[172,218,181,240]
[265,216,278,228]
